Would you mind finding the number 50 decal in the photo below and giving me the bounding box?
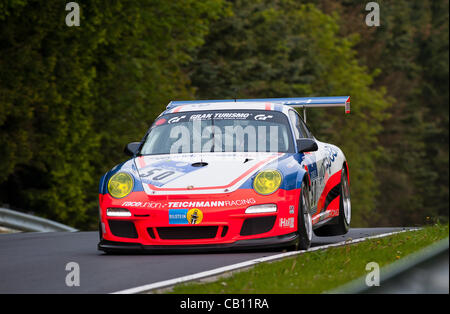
[140,167,181,185]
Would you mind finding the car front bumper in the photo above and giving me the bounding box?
[98,188,301,252]
[98,232,299,253]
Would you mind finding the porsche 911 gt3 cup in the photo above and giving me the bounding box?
[98,97,351,253]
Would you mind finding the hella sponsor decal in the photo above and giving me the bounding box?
[279,217,295,228]
[169,208,204,224]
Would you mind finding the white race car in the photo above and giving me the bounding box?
[98,97,351,253]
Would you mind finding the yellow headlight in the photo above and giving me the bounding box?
[253,170,282,195]
[108,172,134,199]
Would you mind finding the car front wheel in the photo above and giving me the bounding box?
[296,181,313,250]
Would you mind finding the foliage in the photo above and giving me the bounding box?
[0,0,226,228]
[313,0,449,226]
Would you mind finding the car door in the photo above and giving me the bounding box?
[288,109,324,215]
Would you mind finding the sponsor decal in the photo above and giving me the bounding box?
[328,208,339,217]
[303,154,318,179]
[121,201,167,208]
[213,112,250,120]
[312,215,320,225]
[168,208,204,224]
[254,114,273,121]
[121,198,257,209]
[289,205,295,215]
[168,115,186,124]
[323,145,339,171]
[187,208,203,224]
[279,217,295,228]
[169,209,189,224]
[189,113,213,121]
[168,198,256,208]
[189,112,251,121]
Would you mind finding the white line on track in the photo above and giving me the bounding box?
[112,228,419,294]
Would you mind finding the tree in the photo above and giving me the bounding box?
[314,0,449,226]
[0,0,225,228]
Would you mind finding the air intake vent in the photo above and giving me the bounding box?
[147,227,156,239]
[191,162,208,167]
[108,220,138,238]
[221,226,229,237]
[240,216,276,236]
[156,226,218,240]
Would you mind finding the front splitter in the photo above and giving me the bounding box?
[98,232,298,254]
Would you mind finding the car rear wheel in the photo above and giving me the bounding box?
[296,181,312,250]
[314,166,351,236]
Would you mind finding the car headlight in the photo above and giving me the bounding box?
[107,172,134,199]
[253,170,282,195]
[107,208,132,217]
[245,204,277,214]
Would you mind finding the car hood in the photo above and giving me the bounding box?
[134,152,284,195]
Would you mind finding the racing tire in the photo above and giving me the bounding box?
[296,181,313,250]
[313,166,351,236]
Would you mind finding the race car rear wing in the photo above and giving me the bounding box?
[273,96,350,113]
[167,96,350,122]
[266,96,351,123]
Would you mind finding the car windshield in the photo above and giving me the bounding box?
[140,110,294,155]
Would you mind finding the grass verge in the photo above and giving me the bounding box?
[169,224,448,294]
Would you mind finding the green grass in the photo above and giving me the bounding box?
[169,224,449,294]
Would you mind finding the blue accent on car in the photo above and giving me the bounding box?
[238,153,308,191]
[168,209,189,224]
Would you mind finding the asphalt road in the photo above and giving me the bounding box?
[0,228,405,294]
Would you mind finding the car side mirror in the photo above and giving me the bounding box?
[124,142,141,156]
[297,138,318,153]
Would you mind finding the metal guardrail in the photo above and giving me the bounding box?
[331,237,449,294]
[0,207,78,232]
